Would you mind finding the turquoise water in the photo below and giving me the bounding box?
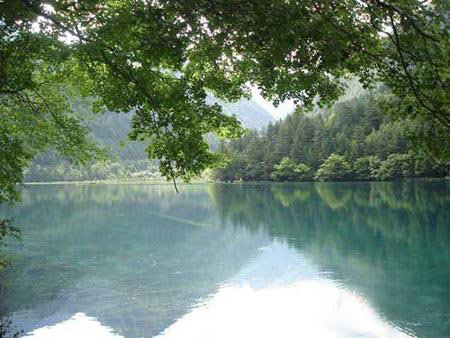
[0,182,449,337]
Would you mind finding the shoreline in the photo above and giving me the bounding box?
[23,177,448,186]
[23,179,216,186]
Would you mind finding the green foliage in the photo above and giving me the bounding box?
[271,157,298,181]
[0,32,105,203]
[365,121,409,158]
[20,97,274,182]
[271,158,312,181]
[376,153,414,180]
[1,0,449,200]
[315,154,352,181]
[0,135,31,203]
[1,2,446,328]
[353,156,382,181]
[214,91,449,182]
[413,152,449,178]
[295,163,313,181]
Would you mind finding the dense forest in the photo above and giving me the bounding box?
[214,89,450,182]
[25,86,450,183]
[2,0,449,200]
[24,98,274,182]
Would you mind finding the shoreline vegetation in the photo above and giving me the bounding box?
[22,85,450,187]
[213,91,450,183]
[23,179,208,185]
[23,176,449,186]
[0,2,449,336]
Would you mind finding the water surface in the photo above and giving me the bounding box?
[0,182,449,337]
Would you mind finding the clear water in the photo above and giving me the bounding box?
[0,182,449,337]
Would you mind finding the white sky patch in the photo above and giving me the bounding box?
[250,87,296,120]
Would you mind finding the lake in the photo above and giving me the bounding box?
[0,182,449,338]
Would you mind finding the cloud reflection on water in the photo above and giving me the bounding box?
[24,241,414,338]
[157,242,414,338]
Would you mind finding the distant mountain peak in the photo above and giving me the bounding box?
[207,96,275,130]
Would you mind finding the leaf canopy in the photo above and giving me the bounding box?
[1,0,449,199]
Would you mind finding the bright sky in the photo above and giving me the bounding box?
[250,87,296,120]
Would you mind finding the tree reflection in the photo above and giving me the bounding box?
[0,182,448,337]
[208,181,450,338]
[0,184,265,336]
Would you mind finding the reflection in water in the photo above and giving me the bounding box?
[0,181,448,337]
[1,185,268,337]
[209,182,450,338]
[158,243,412,338]
[26,313,121,338]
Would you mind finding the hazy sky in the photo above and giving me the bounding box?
[250,87,296,120]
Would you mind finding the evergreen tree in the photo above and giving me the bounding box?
[213,90,449,182]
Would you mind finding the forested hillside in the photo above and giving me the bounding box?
[3,0,449,205]
[24,99,274,182]
[214,90,450,182]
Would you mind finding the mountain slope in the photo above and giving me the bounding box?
[87,98,274,160]
[213,98,275,130]
[31,98,275,166]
